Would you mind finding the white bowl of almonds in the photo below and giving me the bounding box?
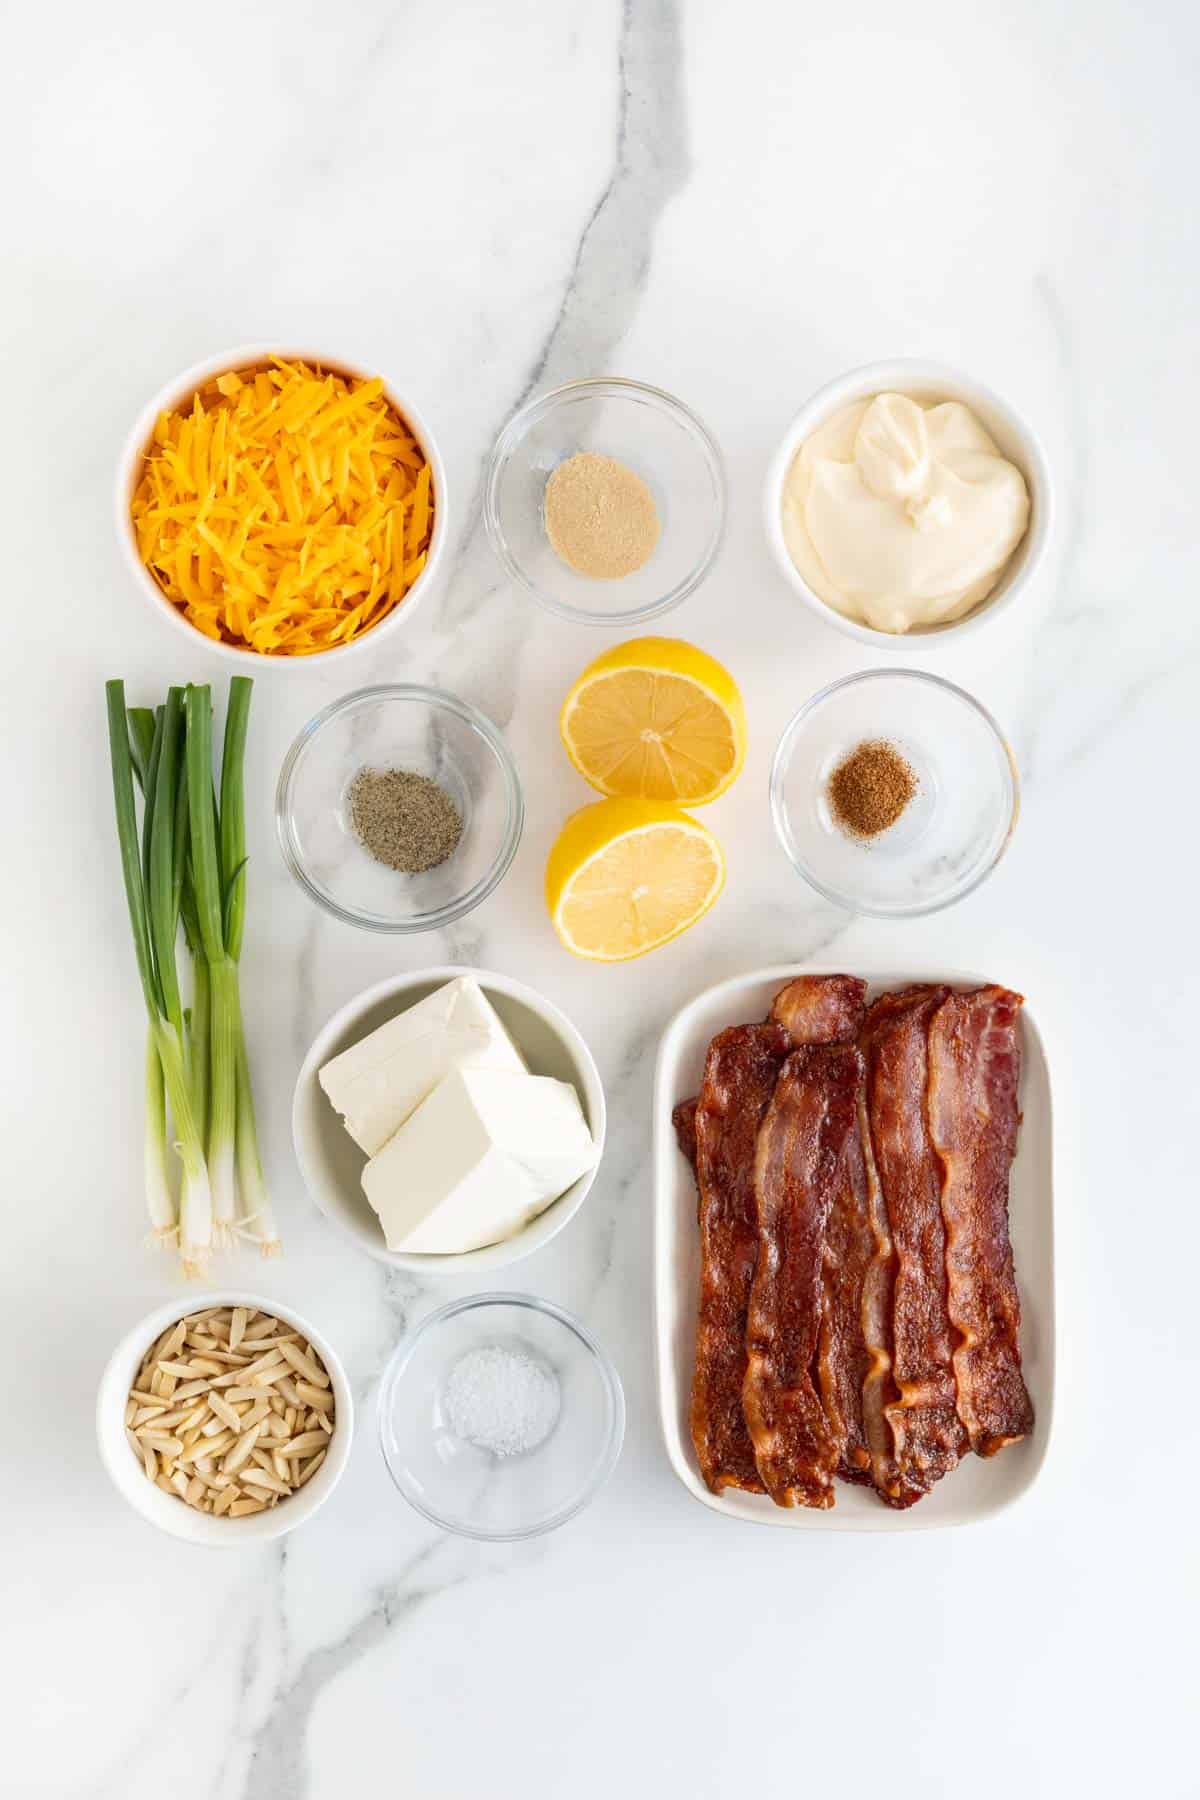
[96,1295,353,1544]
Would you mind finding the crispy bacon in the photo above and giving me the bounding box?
[857,1075,897,1495]
[672,1097,699,1173]
[687,975,868,1497]
[863,987,966,1506]
[927,987,1033,1456]
[771,974,868,1044]
[744,1043,863,1506]
[690,1023,792,1494]
[818,1077,875,1485]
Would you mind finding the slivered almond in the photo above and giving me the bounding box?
[282,1432,328,1459]
[139,1434,184,1456]
[221,1424,263,1475]
[242,1469,292,1496]
[207,1392,243,1434]
[230,1307,249,1351]
[277,1341,329,1387]
[296,1382,332,1412]
[170,1379,212,1403]
[297,1451,326,1487]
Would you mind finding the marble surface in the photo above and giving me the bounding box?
[7,1,1199,1794]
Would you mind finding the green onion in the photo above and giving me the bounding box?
[218,677,279,1254]
[106,681,212,1269]
[185,684,238,1245]
[142,1027,174,1245]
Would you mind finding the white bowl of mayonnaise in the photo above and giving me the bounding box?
[764,359,1053,647]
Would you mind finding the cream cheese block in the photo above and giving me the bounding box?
[318,977,525,1156]
[361,1067,598,1254]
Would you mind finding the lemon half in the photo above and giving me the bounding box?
[559,637,746,806]
[546,797,725,962]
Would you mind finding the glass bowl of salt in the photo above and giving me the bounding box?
[377,1293,625,1540]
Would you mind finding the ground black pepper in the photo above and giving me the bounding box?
[348,766,463,872]
[828,740,917,839]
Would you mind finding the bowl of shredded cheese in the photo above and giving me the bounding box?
[117,346,448,663]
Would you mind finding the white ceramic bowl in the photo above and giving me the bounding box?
[115,344,449,667]
[292,967,607,1273]
[96,1291,354,1545]
[763,358,1054,650]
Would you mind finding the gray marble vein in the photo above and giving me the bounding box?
[434,0,690,727]
[239,1540,471,1800]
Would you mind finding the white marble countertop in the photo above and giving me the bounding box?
[8,2,1199,1794]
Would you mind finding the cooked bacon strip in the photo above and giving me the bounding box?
[927,987,1033,1456]
[818,1075,875,1485]
[690,1023,792,1494]
[688,975,867,1497]
[857,1076,898,1496]
[771,974,868,1044]
[672,1098,699,1173]
[863,986,966,1506]
[744,1044,862,1507]
[773,976,874,1488]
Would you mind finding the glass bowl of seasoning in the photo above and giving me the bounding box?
[378,1293,625,1540]
[276,686,524,932]
[770,669,1018,917]
[483,377,726,625]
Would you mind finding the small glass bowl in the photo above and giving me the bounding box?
[276,686,524,933]
[483,377,726,625]
[770,669,1018,918]
[378,1294,625,1541]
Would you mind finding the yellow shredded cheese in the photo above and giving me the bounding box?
[131,358,435,656]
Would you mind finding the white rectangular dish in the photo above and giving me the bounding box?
[653,965,1055,1531]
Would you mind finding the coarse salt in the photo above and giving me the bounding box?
[441,1344,560,1458]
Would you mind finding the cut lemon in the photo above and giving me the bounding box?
[546,797,725,961]
[559,637,746,806]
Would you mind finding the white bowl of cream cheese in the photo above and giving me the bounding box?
[292,967,606,1273]
[764,360,1053,647]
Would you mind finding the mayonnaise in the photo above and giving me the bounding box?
[780,393,1030,634]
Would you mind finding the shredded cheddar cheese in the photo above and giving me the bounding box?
[131,358,435,656]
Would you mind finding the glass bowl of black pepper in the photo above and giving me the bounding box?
[770,669,1019,917]
[276,686,524,932]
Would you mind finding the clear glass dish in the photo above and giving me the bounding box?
[276,686,523,933]
[483,377,726,625]
[770,669,1018,918]
[378,1293,625,1540]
